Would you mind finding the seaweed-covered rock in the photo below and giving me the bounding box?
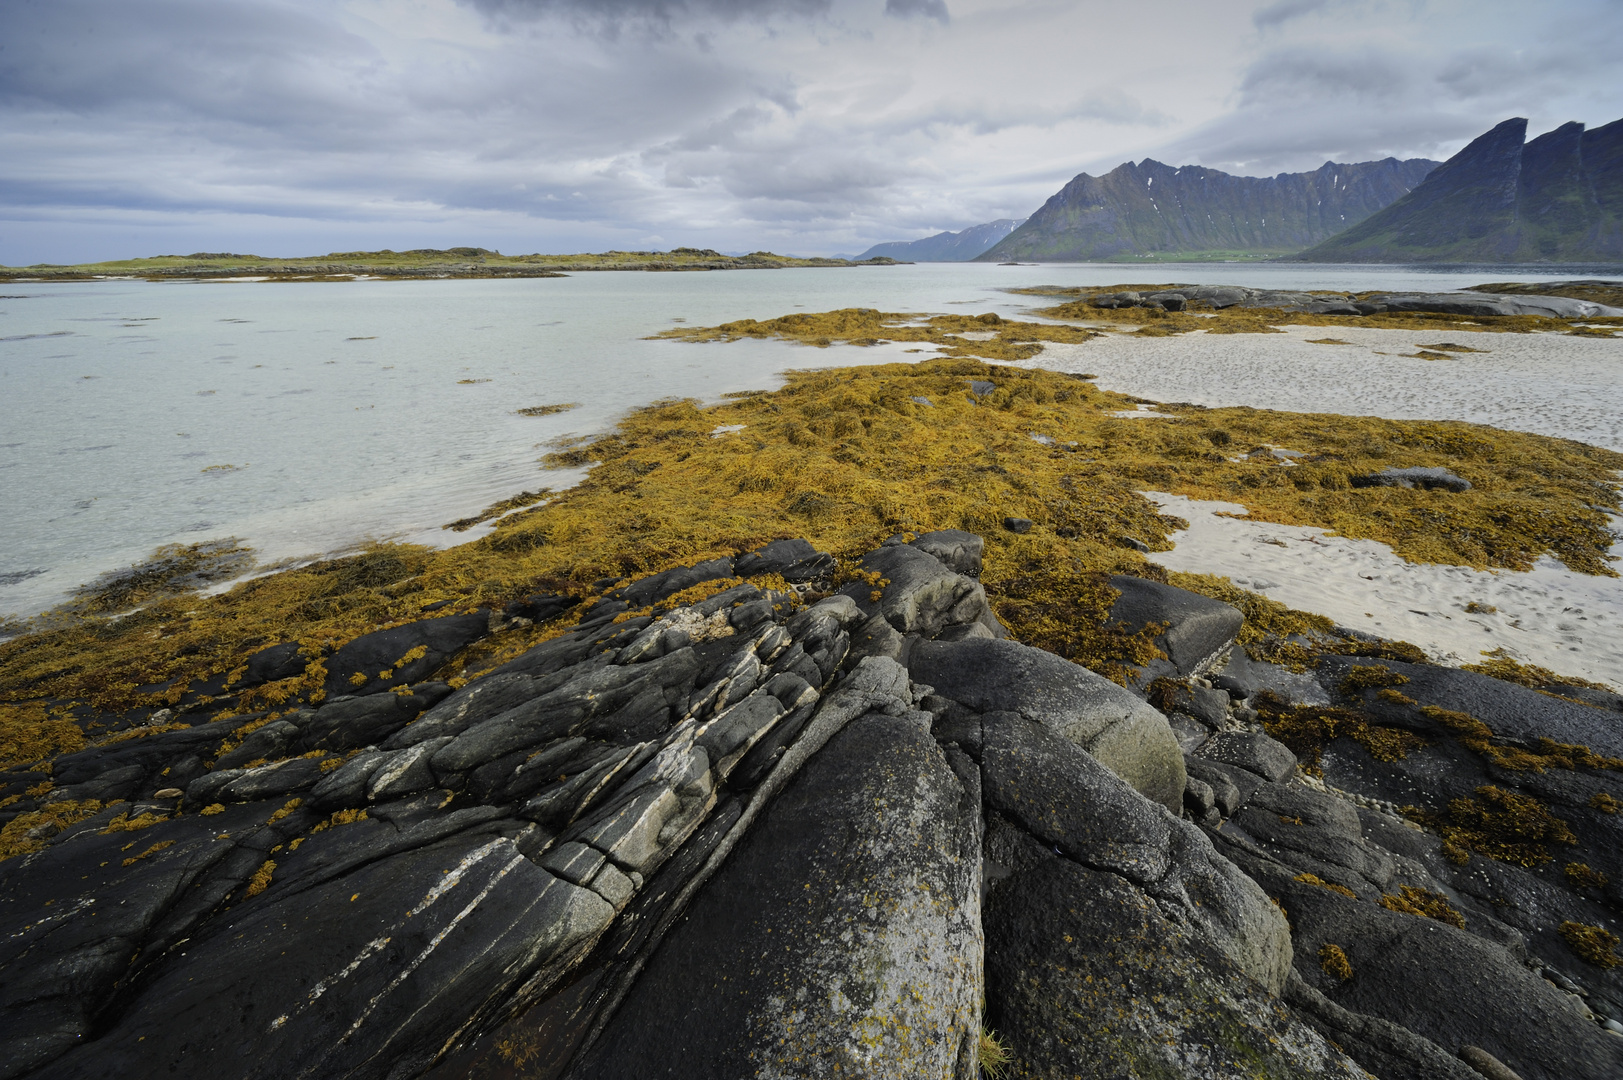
[10,533,1617,1080]
[1350,466,1472,493]
[1109,574,1244,680]
[321,613,489,699]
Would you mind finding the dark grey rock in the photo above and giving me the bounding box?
[308,749,391,810]
[981,711,1173,881]
[432,648,698,776]
[504,592,578,625]
[218,756,328,803]
[910,637,1186,812]
[1317,655,1623,758]
[299,683,450,753]
[1109,574,1244,678]
[732,538,835,583]
[982,819,1358,1080]
[1230,781,1394,895]
[1284,970,1482,1080]
[1213,647,1330,706]
[845,612,908,667]
[1196,730,1299,783]
[847,542,991,639]
[239,641,306,688]
[0,812,247,1078]
[1351,466,1472,493]
[568,711,983,1080]
[982,713,1290,989]
[611,557,734,609]
[213,720,303,771]
[44,833,613,1080]
[1277,873,1623,1080]
[1002,516,1033,534]
[382,672,542,748]
[908,529,984,578]
[321,613,488,699]
[1184,758,1253,817]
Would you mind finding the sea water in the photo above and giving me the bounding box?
[0,262,1607,622]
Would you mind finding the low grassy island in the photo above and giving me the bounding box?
[2,306,1621,1079]
[0,246,901,282]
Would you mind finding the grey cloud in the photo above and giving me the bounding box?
[1252,0,1331,30]
[884,0,949,22]
[461,0,832,30]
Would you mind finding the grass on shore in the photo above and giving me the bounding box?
[3,330,1619,755]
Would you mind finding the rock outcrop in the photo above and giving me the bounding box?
[2,533,1620,1079]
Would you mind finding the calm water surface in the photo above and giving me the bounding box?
[0,262,1601,620]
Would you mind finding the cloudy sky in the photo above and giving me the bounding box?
[3,0,1621,264]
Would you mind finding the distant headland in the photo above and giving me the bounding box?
[0,247,901,283]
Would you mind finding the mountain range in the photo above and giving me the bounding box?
[978,156,1438,262]
[855,219,1026,262]
[858,115,1623,265]
[1291,117,1623,263]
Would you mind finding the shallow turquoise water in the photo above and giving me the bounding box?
[0,262,1597,621]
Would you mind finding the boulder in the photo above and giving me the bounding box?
[1195,730,1299,783]
[907,529,984,578]
[1108,575,1244,679]
[982,817,1361,1080]
[847,543,991,639]
[239,642,307,688]
[909,637,1185,812]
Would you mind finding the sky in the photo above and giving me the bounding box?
[2,0,1622,264]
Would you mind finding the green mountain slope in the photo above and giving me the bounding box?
[978,157,1437,262]
[1292,117,1623,263]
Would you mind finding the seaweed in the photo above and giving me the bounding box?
[1410,785,1577,867]
[1319,943,1354,981]
[3,352,1617,751]
[1558,921,1621,968]
[1379,885,1465,928]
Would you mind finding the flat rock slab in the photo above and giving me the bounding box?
[1195,730,1299,783]
[568,711,982,1080]
[46,830,612,1080]
[1278,877,1623,1080]
[1318,656,1623,759]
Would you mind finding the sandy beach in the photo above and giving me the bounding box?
[1031,323,1623,451]
[1023,326,1623,686]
